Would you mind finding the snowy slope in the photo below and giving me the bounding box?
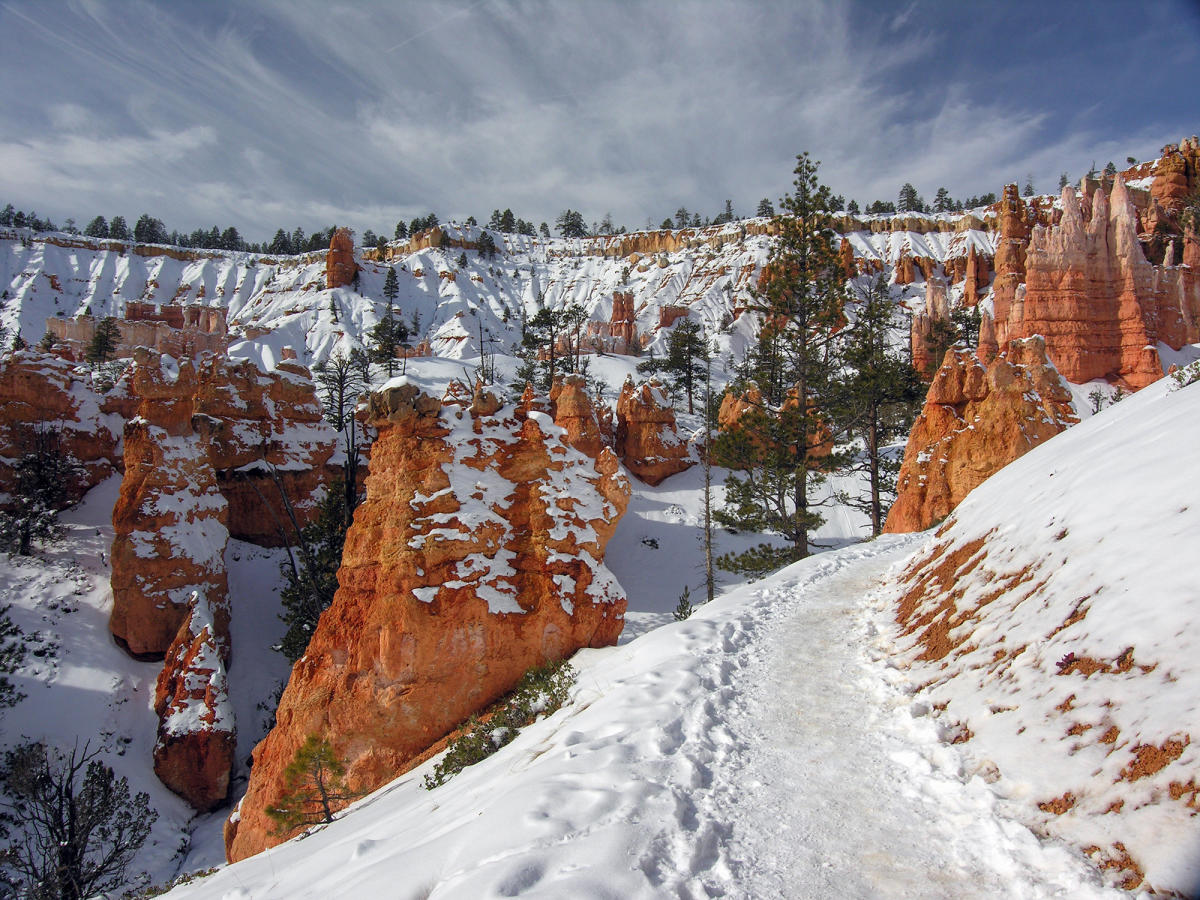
[158,536,1118,900]
[1,220,992,374]
[878,369,1200,894]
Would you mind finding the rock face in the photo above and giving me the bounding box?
[109,351,338,658]
[225,383,630,862]
[326,227,358,290]
[986,176,1200,388]
[192,357,339,546]
[152,590,235,812]
[910,277,952,377]
[615,377,693,485]
[109,352,231,659]
[0,351,123,506]
[884,337,1078,533]
[550,374,606,459]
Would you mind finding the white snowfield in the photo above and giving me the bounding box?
[164,536,1120,900]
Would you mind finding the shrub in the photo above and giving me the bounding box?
[424,659,575,789]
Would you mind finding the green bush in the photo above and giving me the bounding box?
[424,659,575,789]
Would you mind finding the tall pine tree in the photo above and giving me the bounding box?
[713,153,848,578]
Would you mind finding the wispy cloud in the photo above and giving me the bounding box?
[0,0,1195,239]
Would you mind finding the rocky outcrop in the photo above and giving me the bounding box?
[550,374,606,458]
[0,351,122,506]
[1150,136,1199,221]
[1002,179,1200,388]
[615,378,693,485]
[884,337,1078,533]
[192,358,339,546]
[910,277,952,377]
[990,184,1030,345]
[152,590,235,812]
[109,351,339,657]
[326,227,358,290]
[109,351,231,659]
[225,382,630,861]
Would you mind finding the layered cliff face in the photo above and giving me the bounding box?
[152,590,235,812]
[615,378,694,485]
[225,381,630,861]
[0,351,123,506]
[109,350,338,658]
[981,172,1200,388]
[884,337,1078,534]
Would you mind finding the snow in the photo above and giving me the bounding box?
[159,537,1118,899]
[876,373,1200,894]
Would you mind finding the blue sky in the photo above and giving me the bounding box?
[1,0,1197,241]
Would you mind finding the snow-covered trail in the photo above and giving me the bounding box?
[717,537,1119,898]
[166,536,1119,900]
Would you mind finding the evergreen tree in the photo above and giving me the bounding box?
[269,229,291,254]
[1023,174,1036,196]
[85,317,121,366]
[539,222,551,238]
[518,303,585,390]
[477,231,498,258]
[266,736,357,834]
[275,482,352,662]
[0,204,13,227]
[933,187,953,213]
[554,210,587,238]
[661,218,674,230]
[313,351,368,514]
[394,220,408,241]
[847,199,860,215]
[756,198,775,218]
[712,153,848,578]
[83,216,108,238]
[897,183,920,212]
[0,423,83,556]
[133,214,167,244]
[107,216,129,240]
[457,252,468,268]
[382,266,400,305]
[1104,161,1118,177]
[1058,172,1070,190]
[637,317,708,414]
[831,275,923,535]
[220,226,242,251]
[499,208,516,232]
[0,741,157,900]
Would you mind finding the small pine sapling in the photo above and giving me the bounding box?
[267,736,358,835]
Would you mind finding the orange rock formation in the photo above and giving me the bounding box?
[0,351,122,505]
[884,337,1078,533]
[225,382,630,861]
[152,590,235,812]
[326,227,358,290]
[615,377,694,485]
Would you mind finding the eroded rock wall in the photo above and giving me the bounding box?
[225,382,629,861]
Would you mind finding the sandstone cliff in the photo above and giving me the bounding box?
[884,337,1078,533]
[152,589,236,812]
[225,381,630,861]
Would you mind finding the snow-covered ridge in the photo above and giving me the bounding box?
[881,374,1200,894]
[2,213,997,374]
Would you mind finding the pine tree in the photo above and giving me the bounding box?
[933,187,953,213]
[275,482,352,662]
[394,220,408,240]
[0,741,157,900]
[555,210,587,238]
[83,216,108,238]
[313,351,368,512]
[897,183,920,212]
[756,198,775,218]
[1024,174,1036,196]
[831,275,923,535]
[637,318,708,414]
[539,222,551,238]
[85,317,121,366]
[267,736,357,834]
[0,423,83,556]
[499,208,516,233]
[713,153,848,578]
[477,231,498,258]
[107,216,129,241]
[1058,172,1070,190]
